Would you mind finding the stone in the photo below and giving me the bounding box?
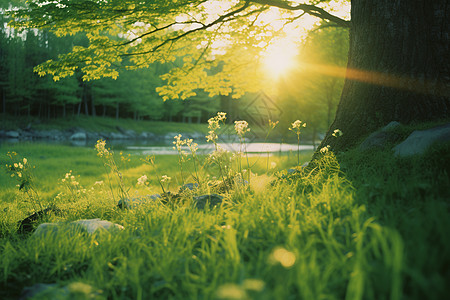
[109,132,129,139]
[20,282,102,300]
[164,132,181,140]
[359,121,402,151]
[139,131,156,139]
[6,130,20,138]
[393,123,450,157]
[32,218,124,236]
[69,132,87,140]
[18,207,61,234]
[193,194,223,210]
[178,183,198,193]
[116,126,137,138]
[118,194,161,209]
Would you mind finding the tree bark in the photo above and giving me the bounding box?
[319,0,450,152]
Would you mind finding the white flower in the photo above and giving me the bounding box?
[137,175,148,186]
[234,120,250,137]
[161,175,171,183]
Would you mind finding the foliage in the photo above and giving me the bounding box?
[1,137,449,299]
[8,0,350,100]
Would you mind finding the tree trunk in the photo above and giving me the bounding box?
[319,0,450,152]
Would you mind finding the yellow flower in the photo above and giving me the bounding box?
[23,158,27,164]
[234,120,250,137]
[332,129,343,137]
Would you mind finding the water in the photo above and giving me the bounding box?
[127,142,314,156]
[0,138,314,156]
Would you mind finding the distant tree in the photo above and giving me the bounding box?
[10,0,449,151]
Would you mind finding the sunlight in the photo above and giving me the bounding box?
[262,40,299,79]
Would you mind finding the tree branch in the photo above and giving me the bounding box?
[249,0,351,28]
[121,0,252,57]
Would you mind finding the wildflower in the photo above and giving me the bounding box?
[289,120,306,131]
[332,129,343,137]
[94,181,104,185]
[137,175,148,186]
[161,175,171,183]
[95,139,110,157]
[14,163,18,168]
[206,112,227,143]
[234,120,250,137]
[217,112,227,121]
[206,131,218,143]
[320,145,331,154]
[269,119,279,129]
[270,162,277,169]
[23,158,27,164]
[186,138,198,154]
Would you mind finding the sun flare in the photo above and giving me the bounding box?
[262,40,299,79]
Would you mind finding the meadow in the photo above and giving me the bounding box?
[0,121,449,299]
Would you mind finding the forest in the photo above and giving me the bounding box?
[1,0,348,138]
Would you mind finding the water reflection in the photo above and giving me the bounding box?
[0,138,314,155]
[128,142,314,155]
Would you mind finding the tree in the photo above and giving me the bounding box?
[10,0,449,151]
[276,25,348,146]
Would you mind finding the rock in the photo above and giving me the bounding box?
[193,194,223,210]
[18,207,61,234]
[186,132,204,140]
[69,132,87,140]
[72,219,124,234]
[6,130,20,138]
[33,218,124,236]
[139,131,156,139]
[393,123,450,157]
[20,282,102,300]
[109,132,129,139]
[359,121,402,151]
[86,132,102,140]
[116,126,137,138]
[35,129,65,140]
[164,132,181,140]
[178,183,198,193]
[118,194,161,209]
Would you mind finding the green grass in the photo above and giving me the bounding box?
[0,114,209,135]
[0,137,449,299]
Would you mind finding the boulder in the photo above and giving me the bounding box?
[116,126,137,138]
[178,183,198,193]
[193,194,223,210]
[69,132,87,140]
[33,218,124,236]
[109,132,129,139]
[35,129,65,140]
[164,132,181,140]
[393,123,450,157]
[5,130,20,138]
[139,131,156,139]
[359,121,402,151]
[117,194,161,209]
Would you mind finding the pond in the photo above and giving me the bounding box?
[0,138,315,156]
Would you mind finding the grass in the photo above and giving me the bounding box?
[0,122,449,299]
[0,114,209,135]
